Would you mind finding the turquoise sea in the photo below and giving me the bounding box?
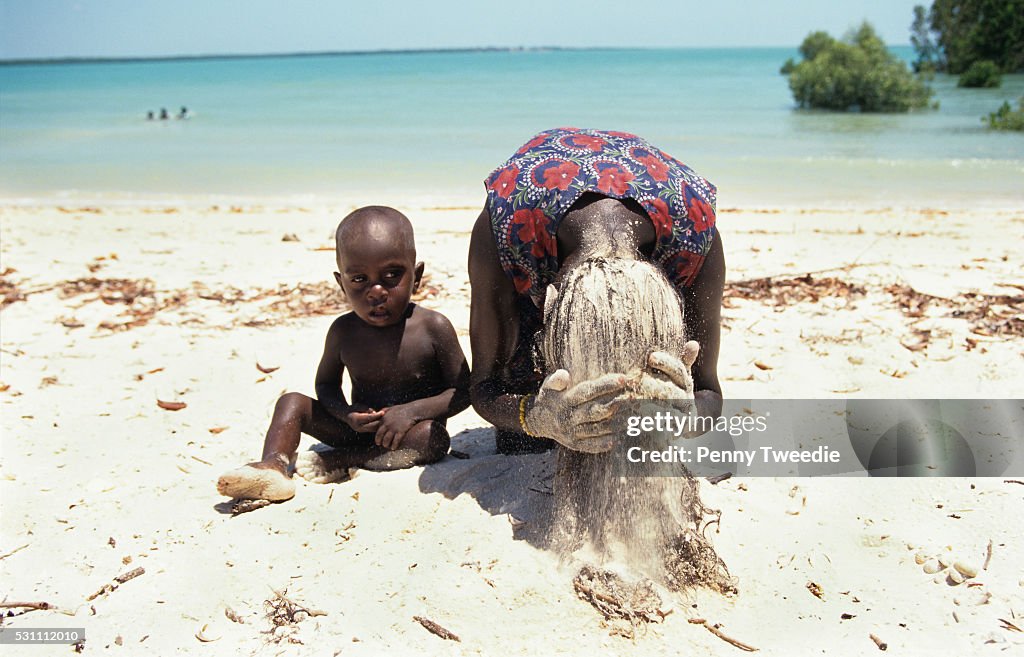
[1,48,1022,208]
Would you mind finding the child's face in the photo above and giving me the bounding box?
[334,236,423,327]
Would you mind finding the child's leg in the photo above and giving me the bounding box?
[217,392,347,501]
[297,419,451,480]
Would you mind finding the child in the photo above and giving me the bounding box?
[217,206,470,501]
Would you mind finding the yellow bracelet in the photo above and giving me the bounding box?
[518,394,538,437]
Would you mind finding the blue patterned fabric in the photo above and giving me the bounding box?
[484,127,718,305]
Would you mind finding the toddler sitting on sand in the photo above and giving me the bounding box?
[217,206,470,501]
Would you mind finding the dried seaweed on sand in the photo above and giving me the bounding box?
[262,588,326,644]
[727,274,865,308]
[573,565,667,625]
[724,273,1024,338]
[10,274,442,332]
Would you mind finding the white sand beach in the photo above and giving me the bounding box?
[1,200,1023,655]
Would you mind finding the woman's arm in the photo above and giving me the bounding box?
[680,232,725,419]
[467,207,524,431]
[468,206,625,450]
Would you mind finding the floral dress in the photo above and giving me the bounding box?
[483,127,719,387]
[484,127,718,308]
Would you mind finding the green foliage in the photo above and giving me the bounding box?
[925,0,1024,74]
[779,58,796,75]
[910,5,942,72]
[799,31,835,61]
[785,23,933,112]
[984,98,1024,131]
[958,60,1002,87]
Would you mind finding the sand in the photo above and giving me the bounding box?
[1,200,1023,655]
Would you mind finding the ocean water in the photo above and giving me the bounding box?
[1,48,1022,208]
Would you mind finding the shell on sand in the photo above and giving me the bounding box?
[953,561,978,579]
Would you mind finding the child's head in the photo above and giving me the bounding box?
[333,206,424,327]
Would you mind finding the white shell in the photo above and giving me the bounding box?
[953,561,978,579]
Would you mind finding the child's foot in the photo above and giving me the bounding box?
[295,450,355,484]
[216,461,296,501]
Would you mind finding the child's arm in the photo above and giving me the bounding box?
[314,317,385,433]
[373,312,470,449]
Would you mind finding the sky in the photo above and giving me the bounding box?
[0,0,927,60]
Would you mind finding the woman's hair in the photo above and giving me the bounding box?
[540,257,735,595]
[540,257,685,383]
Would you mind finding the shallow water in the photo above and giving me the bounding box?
[1,48,1022,207]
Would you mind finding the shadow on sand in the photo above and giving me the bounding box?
[418,427,559,549]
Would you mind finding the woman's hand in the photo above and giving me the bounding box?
[524,369,626,453]
[645,341,723,438]
[647,341,700,394]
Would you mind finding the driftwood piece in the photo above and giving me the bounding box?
[413,616,461,642]
[688,618,758,652]
[0,544,29,560]
[87,567,146,601]
[0,601,51,610]
[115,567,145,584]
[231,499,272,515]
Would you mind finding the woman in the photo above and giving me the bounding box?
[468,128,725,454]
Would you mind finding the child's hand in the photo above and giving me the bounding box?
[374,405,418,450]
[345,406,385,433]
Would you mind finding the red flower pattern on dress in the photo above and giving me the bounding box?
[513,209,556,258]
[596,165,634,196]
[488,165,520,199]
[540,161,580,191]
[484,128,717,301]
[517,135,548,155]
[566,134,607,152]
[512,268,532,295]
[645,198,672,239]
[638,155,669,182]
[687,196,714,233]
[674,254,703,284]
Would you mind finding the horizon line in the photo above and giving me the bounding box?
[0,43,900,66]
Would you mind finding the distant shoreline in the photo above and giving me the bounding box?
[0,45,833,67]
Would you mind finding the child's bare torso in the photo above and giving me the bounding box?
[335,304,449,409]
